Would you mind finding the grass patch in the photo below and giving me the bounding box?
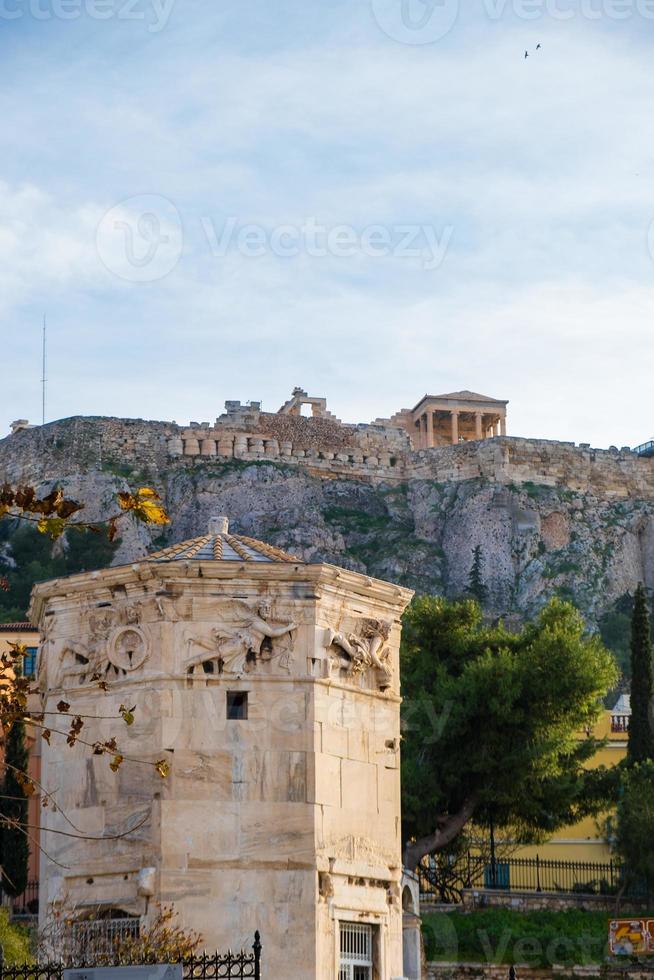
[322,506,396,534]
[0,907,33,964]
[422,908,617,966]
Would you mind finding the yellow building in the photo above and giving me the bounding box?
[0,621,42,915]
[500,696,630,874]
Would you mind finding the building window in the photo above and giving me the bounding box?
[339,922,373,980]
[22,647,38,679]
[66,910,140,961]
[226,691,248,720]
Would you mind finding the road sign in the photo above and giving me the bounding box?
[609,919,649,956]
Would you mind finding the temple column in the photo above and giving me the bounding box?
[475,412,483,441]
[451,411,459,445]
[500,416,507,437]
[419,415,427,449]
[492,419,499,437]
[426,410,434,449]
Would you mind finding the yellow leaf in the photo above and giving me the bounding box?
[109,754,124,772]
[37,516,66,539]
[119,703,136,726]
[155,759,170,779]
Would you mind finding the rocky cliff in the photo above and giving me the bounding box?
[1,417,654,635]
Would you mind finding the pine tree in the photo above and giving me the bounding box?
[0,720,30,898]
[466,545,488,607]
[627,583,654,765]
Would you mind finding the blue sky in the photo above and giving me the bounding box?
[1,0,653,447]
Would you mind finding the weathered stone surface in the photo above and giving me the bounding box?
[31,550,412,980]
[3,415,654,627]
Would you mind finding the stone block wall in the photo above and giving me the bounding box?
[2,414,654,500]
[459,889,647,914]
[426,964,601,980]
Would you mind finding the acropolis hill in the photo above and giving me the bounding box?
[2,387,654,625]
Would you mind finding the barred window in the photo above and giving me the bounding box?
[339,922,373,980]
[67,912,140,961]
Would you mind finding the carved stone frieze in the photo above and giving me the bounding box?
[184,599,298,677]
[325,618,393,690]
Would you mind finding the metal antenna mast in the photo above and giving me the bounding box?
[41,315,47,425]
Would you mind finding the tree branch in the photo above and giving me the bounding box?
[403,796,478,869]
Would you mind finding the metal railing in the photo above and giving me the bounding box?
[419,853,623,902]
[8,881,39,918]
[69,917,141,958]
[0,937,262,980]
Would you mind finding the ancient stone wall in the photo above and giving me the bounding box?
[426,963,600,980]
[413,439,654,499]
[2,414,654,499]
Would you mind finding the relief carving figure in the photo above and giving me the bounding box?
[326,618,393,689]
[50,609,115,688]
[185,599,298,676]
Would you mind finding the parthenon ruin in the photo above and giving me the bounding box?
[393,390,508,449]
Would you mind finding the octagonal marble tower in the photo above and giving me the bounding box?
[31,517,413,980]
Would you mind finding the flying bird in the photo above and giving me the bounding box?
[536,43,541,50]
[524,50,529,59]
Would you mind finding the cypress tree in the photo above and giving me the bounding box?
[0,720,30,898]
[466,545,488,607]
[627,583,654,765]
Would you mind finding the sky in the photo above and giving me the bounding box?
[1,0,653,449]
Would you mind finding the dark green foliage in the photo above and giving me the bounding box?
[465,545,488,606]
[601,592,654,681]
[422,908,615,965]
[401,597,619,865]
[627,583,654,764]
[0,521,118,622]
[614,760,654,898]
[0,721,29,897]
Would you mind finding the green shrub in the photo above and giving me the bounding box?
[421,908,616,966]
[0,907,33,964]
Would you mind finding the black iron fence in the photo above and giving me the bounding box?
[0,938,262,980]
[6,881,39,918]
[419,852,623,902]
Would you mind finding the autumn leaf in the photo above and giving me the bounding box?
[119,704,136,726]
[56,700,70,713]
[37,516,67,539]
[15,770,35,796]
[107,516,120,542]
[154,759,171,779]
[0,577,9,592]
[41,729,51,744]
[66,715,84,746]
[117,487,170,527]
[104,737,118,752]
[109,754,124,772]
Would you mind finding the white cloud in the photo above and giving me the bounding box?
[0,2,653,450]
